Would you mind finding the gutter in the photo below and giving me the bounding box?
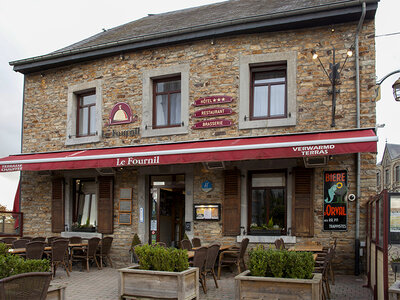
[10,0,378,74]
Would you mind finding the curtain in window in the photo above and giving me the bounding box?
[156,95,168,126]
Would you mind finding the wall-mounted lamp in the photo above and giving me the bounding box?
[311,46,354,127]
[376,69,400,102]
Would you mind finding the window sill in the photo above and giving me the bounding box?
[65,135,101,146]
[237,235,296,244]
[61,231,102,239]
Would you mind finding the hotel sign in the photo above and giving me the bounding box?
[194,96,233,106]
[192,119,232,129]
[323,170,348,231]
[193,108,233,118]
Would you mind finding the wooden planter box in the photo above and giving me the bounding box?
[118,264,199,300]
[235,270,322,300]
[46,285,66,300]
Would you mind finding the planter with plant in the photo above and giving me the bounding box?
[250,218,282,235]
[118,244,198,300]
[390,251,400,273]
[129,233,142,263]
[235,246,322,300]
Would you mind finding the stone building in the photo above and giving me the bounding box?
[377,143,400,192]
[0,0,379,274]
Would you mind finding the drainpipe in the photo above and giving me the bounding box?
[355,1,366,276]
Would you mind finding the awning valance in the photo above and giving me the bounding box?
[0,128,377,172]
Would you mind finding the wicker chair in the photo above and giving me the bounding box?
[69,236,82,244]
[12,239,30,249]
[32,237,46,242]
[314,247,333,300]
[203,244,220,289]
[50,239,70,278]
[192,237,201,248]
[22,236,33,241]
[274,238,285,250]
[96,237,113,268]
[217,238,249,279]
[0,272,52,300]
[26,241,46,260]
[0,237,16,244]
[180,239,192,250]
[192,246,208,293]
[70,237,101,272]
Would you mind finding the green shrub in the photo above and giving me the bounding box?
[131,233,141,249]
[0,254,50,279]
[0,243,9,257]
[134,244,189,272]
[249,248,314,279]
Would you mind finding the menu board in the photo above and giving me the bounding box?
[390,195,400,232]
[194,204,220,221]
[323,170,348,231]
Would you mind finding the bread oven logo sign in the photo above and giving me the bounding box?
[323,170,348,231]
[108,102,135,125]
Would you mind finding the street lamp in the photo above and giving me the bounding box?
[311,46,354,127]
[376,69,400,102]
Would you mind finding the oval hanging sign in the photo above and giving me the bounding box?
[193,107,233,118]
[192,119,232,129]
[194,96,233,106]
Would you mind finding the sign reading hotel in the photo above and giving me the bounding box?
[323,170,348,231]
[193,108,233,118]
[192,119,232,129]
[108,102,135,125]
[194,96,233,106]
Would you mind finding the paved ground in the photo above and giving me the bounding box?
[51,265,373,299]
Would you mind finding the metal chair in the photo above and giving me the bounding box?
[12,239,30,249]
[192,237,201,248]
[217,238,249,279]
[192,246,208,293]
[70,237,101,272]
[26,241,46,260]
[0,272,52,300]
[203,244,220,289]
[96,237,113,268]
[50,239,70,278]
[180,239,192,250]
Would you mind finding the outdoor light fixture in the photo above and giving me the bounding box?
[392,78,400,102]
[376,70,400,102]
[310,46,355,127]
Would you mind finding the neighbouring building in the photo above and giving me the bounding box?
[0,0,379,275]
[377,143,400,192]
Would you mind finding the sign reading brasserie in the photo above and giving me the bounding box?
[323,170,348,231]
[192,119,232,129]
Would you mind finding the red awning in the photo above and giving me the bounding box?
[0,129,377,172]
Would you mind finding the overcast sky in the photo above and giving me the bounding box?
[0,0,399,209]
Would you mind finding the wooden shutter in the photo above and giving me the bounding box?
[223,169,241,236]
[97,176,114,234]
[292,168,314,237]
[51,178,65,233]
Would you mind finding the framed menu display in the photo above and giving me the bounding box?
[119,200,132,212]
[118,212,131,225]
[120,188,132,199]
[194,204,221,221]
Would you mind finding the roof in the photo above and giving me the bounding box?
[386,143,400,160]
[10,0,379,74]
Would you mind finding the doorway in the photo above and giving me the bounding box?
[149,175,185,247]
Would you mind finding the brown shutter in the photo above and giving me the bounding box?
[97,176,114,234]
[51,178,65,233]
[292,168,314,237]
[223,169,241,236]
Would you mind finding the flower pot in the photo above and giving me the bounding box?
[71,226,96,232]
[250,229,281,236]
[391,262,400,273]
[118,265,199,300]
[235,270,322,300]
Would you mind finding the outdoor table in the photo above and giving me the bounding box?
[8,246,52,254]
[192,244,234,251]
[288,244,324,252]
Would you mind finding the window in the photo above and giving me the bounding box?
[239,52,296,129]
[142,65,189,137]
[66,80,102,145]
[153,77,181,128]
[385,169,390,186]
[250,65,286,120]
[248,172,286,235]
[77,91,96,137]
[377,172,381,188]
[72,179,97,230]
[396,166,400,183]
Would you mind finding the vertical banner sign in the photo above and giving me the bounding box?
[323,170,348,231]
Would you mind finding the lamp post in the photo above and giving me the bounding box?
[311,47,354,127]
[376,69,400,102]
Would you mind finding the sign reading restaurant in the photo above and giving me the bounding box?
[193,108,233,118]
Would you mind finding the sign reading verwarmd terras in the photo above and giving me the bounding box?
[323,170,348,231]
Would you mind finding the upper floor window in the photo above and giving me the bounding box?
[77,91,96,137]
[396,166,400,183]
[250,64,286,120]
[385,169,390,186]
[153,77,181,128]
[377,172,381,188]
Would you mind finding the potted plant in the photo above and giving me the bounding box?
[129,233,141,263]
[250,218,282,236]
[71,220,96,232]
[235,246,322,300]
[118,244,198,300]
[391,251,400,273]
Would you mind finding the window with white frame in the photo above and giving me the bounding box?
[66,80,102,145]
[239,52,296,129]
[142,65,189,137]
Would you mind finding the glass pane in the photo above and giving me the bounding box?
[254,71,285,84]
[372,202,376,240]
[90,194,97,227]
[269,189,285,229]
[157,80,181,93]
[253,86,268,117]
[270,84,285,116]
[251,189,267,229]
[379,198,384,247]
[252,173,285,187]
[391,196,400,232]
[79,107,88,136]
[156,95,168,126]
[170,93,181,125]
[89,105,96,135]
[82,94,96,106]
